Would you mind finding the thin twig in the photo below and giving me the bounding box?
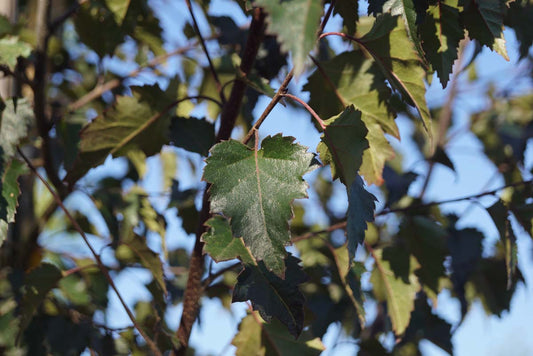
[17,148,163,356]
[201,262,242,288]
[290,179,533,242]
[281,93,326,129]
[184,0,226,104]
[68,44,201,112]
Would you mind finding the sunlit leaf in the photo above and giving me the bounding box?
[204,135,314,276]
[105,0,132,25]
[202,216,254,264]
[0,98,34,158]
[370,249,419,335]
[0,36,32,71]
[0,159,27,244]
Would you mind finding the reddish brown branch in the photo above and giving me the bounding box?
[281,93,326,129]
[173,8,266,355]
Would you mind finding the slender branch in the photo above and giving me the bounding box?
[174,8,266,355]
[319,0,336,34]
[32,0,65,194]
[242,70,293,144]
[184,0,226,104]
[67,44,201,112]
[17,148,163,356]
[291,179,533,242]
[201,262,242,288]
[281,93,326,129]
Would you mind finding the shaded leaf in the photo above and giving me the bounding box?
[487,200,517,289]
[358,14,432,136]
[420,0,464,87]
[105,0,132,25]
[118,232,166,294]
[505,0,533,58]
[0,159,27,244]
[204,135,314,276]
[0,36,32,71]
[168,116,215,156]
[66,88,170,184]
[382,165,418,206]
[256,0,323,75]
[461,0,509,60]
[201,216,254,264]
[430,146,456,172]
[317,106,369,187]
[347,175,377,262]
[232,314,324,356]
[233,255,308,338]
[400,296,453,354]
[447,227,483,316]
[370,249,419,335]
[334,0,359,35]
[18,263,63,338]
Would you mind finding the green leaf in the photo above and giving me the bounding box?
[420,0,464,87]
[347,175,377,262]
[0,36,32,71]
[334,0,359,35]
[256,0,323,76]
[358,14,432,136]
[447,227,483,316]
[401,296,453,354]
[204,135,314,276]
[119,232,166,294]
[232,314,325,356]
[0,159,27,244]
[487,200,517,289]
[233,255,308,338]
[359,118,395,185]
[317,105,369,187]
[305,51,398,138]
[66,89,170,184]
[370,249,419,335]
[0,98,34,158]
[168,116,215,156]
[401,217,448,294]
[105,0,131,25]
[505,0,533,58]
[18,263,63,339]
[461,0,509,60]
[201,216,254,264]
[382,0,426,63]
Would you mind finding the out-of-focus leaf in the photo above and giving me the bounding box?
[256,0,323,76]
[0,159,27,244]
[317,105,369,187]
[160,150,177,190]
[400,296,453,354]
[430,146,456,172]
[370,249,419,335]
[487,200,517,289]
[447,227,483,316]
[383,165,418,206]
[0,37,31,71]
[233,255,308,338]
[118,232,166,294]
[0,98,34,158]
[202,216,254,264]
[467,258,523,316]
[66,88,170,184]
[232,314,324,356]
[505,0,533,58]
[420,0,464,87]
[105,0,131,25]
[358,14,432,136]
[461,0,509,60]
[18,263,63,338]
[168,116,215,156]
[204,135,314,276]
[347,175,377,262]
